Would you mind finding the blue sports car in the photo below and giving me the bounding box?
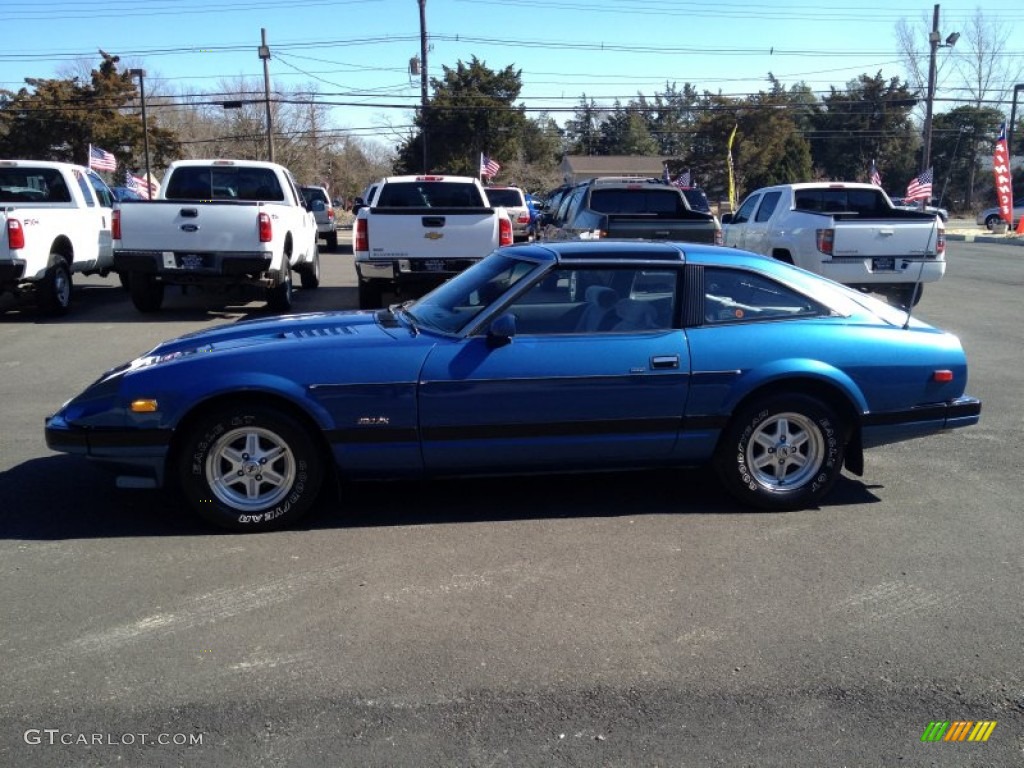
[45,241,981,531]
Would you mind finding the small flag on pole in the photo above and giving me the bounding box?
[88,144,116,172]
[673,170,692,188]
[869,159,882,187]
[904,168,933,202]
[124,169,154,199]
[480,153,501,178]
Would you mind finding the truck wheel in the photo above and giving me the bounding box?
[266,263,293,313]
[892,284,923,308]
[177,405,324,532]
[326,230,338,252]
[117,271,131,291]
[129,273,164,313]
[300,249,321,290]
[358,280,383,310]
[715,393,845,511]
[37,258,73,315]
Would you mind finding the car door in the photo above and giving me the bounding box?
[741,189,783,256]
[417,264,691,472]
[722,192,761,250]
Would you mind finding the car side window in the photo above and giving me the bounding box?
[754,191,781,222]
[74,170,96,207]
[88,172,114,208]
[505,267,676,335]
[731,194,760,224]
[703,267,825,324]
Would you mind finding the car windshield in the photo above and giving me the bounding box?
[485,189,524,207]
[409,254,542,334]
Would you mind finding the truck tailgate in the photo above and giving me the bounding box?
[831,218,941,258]
[116,200,264,253]
[366,209,499,260]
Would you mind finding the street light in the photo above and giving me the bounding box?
[129,68,151,198]
[921,4,959,175]
[1009,83,1024,167]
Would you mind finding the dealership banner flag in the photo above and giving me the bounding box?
[726,124,738,210]
[993,122,1014,226]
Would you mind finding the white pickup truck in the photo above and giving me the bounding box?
[353,174,512,308]
[113,159,320,313]
[721,182,945,307]
[1,159,117,314]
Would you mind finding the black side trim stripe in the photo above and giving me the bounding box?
[87,430,172,448]
[862,398,981,427]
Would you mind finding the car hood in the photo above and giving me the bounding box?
[145,309,405,356]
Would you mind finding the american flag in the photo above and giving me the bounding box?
[124,169,154,199]
[480,153,501,178]
[88,144,116,172]
[673,170,692,188]
[904,168,933,202]
[869,160,881,187]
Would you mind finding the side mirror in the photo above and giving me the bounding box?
[486,313,517,347]
[720,213,734,224]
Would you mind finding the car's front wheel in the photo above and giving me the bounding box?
[985,214,1002,231]
[178,405,324,532]
[715,393,845,510]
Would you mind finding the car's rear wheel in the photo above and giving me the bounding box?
[129,272,164,312]
[37,257,72,315]
[300,248,321,289]
[178,405,323,532]
[358,280,383,309]
[266,262,293,313]
[985,214,1002,231]
[715,393,845,510]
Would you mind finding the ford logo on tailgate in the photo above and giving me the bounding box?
[180,224,200,232]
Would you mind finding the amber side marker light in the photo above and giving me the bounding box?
[130,399,159,413]
[932,370,954,383]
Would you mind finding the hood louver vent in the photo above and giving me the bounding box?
[280,326,355,339]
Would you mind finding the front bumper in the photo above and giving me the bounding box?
[44,412,172,488]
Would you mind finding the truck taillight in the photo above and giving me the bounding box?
[6,218,25,250]
[714,228,723,246]
[816,228,834,256]
[499,217,513,247]
[936,229,945,255]
[258,211,273,243]
[355,218,368,252]
[112,209,121,240]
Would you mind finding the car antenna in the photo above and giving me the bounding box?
[903,218,937,329]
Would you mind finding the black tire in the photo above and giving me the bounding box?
[892,284,923,309]
[300,248,321,290]
[129,272,164,313]
[266,262,293,313]
[358,280,384,310]
[37,258,72,315]
[326,230,338,252]
[117,271,130,290]
[178,405,323,532]
[715,393,846,511]
[985,214,1001,231]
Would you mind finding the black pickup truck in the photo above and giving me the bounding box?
[538,177,721,244]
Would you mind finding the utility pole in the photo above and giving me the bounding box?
[921,4,940,175]
[418,0,428,173]
[129,68,151,198]
[259,28,275,162]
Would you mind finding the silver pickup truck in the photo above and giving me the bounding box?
[353,175,513,309]
[722,182,944,307]
[114,159,320,313]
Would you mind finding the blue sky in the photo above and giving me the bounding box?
[1,0,1020,144]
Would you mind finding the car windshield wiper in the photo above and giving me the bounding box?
[391,301,422,335]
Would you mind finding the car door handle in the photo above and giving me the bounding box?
[651,355,679,369]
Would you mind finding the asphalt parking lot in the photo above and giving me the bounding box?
[1,236,1022,767]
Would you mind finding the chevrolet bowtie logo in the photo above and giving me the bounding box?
[424,232,443,240]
